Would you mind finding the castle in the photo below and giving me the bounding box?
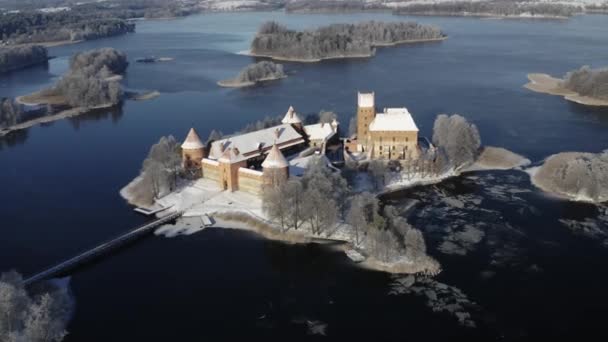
[181,106,337,195]
[181,92,420,195]
[354,92,420,160]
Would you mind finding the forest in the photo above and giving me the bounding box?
[218,61,286,87]
[0,11,135,45]
[394,1,582,18]
[0,45,48,73]
[250,20,445,61]
[561,66,608,101]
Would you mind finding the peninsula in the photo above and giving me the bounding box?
[1,48,128,136]
[525,67,608,106]
[249,21,446,62]
[218,61,286,88]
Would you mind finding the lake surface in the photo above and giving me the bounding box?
[1,11,608,341]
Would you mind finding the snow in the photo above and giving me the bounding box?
[358,92,375,108]
[208,124,305,163]
[281,106,303,124]
[181,128,205,149]
[261,144,289,168]
[304,122,337,142]
[369,108,419,132]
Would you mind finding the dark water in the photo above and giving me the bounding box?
[1,12,608,341]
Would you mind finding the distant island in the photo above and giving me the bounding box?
[525,66,608,106]
[218,61,286,88]
[249,21,446,62]
[0,45,49,73]
[135,57,174,63]
[393,1,582,19]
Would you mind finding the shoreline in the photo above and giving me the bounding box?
[2,94,115,137]
[217,75,287,88]
[394,12,569,20]
[524,73,608,107]
[246,36,447,63]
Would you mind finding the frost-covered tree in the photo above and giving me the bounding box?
[533,151,608,203]
[432,114,481,170]
[561,66,608,100]
[0,271,71,342]
[368,159,386,190]
[54,48,128,108]
[318,110,337,124]
[405,229,427,261]
[0,45,48,73]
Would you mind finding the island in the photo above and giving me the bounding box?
[525,66,608,106]
[218,61,286,88]
[0,48,128,136]
[121,91,534,285]
[393,1,582,19]
[0,45,50,73]
[530,151,608,203]
[249,21,446,62]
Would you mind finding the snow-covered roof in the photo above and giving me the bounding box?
[369,108,419,132]
[262,143,289,169]
[281,106,302,124]
[181,128,205,149]
[208,124,305,164]
[358,92,375,108]
[304,122,337,142]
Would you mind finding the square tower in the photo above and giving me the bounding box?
[357,92,375,151]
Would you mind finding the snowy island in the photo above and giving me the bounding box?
[525,67,608,107]
[249,21,446,62]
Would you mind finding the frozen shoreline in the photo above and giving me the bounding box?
[524,73,608,107]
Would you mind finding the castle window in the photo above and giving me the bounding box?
[379,146,382,150]
[406,137,409,142]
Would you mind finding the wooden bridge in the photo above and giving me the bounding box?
[23,211,183,286]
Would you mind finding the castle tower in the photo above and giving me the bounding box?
[262,143,289,187]
[281,106,303,133]
[181,128,206,169]
[357,92,375,151]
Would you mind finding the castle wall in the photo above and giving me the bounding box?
[202,158,221,182]
[370,130,419,160]
[237,168,264,195]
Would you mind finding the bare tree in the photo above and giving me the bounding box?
[262,184,290,231]
[284,179,305,230]
[368,160,386,190]
[405,228,427,261]
[0,271,71,342]
[432,114,481,171]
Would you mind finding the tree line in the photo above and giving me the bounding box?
[394,1,582,18]
[0,11,135,45]
[0,45,48,73]
[251,20,445,61]
[561,66,608,100]
[0,271,72,342]
[262,156,439,269]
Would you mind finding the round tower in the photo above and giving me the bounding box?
[281,106,303,133]
[262,143,289,187]
[181,128,206,169]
